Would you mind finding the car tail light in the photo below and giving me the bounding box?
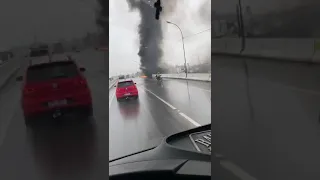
[116,87,122,92]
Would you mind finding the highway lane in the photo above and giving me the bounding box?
[109,77,211,160]
[212,55,320,180]
[0,49,211,179]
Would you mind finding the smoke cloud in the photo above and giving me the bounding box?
[126,0,177,77]
[96,0,211,76]
[199,0,211,24]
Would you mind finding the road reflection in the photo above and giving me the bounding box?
[117,99,140,119]
[26,115,97,179]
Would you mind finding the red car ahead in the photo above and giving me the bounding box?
[115,80,139,101]
[16,60,93,126]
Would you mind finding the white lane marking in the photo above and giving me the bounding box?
[145,87,255,180]
[178,112,201,127]
[109,91,115,108]
[143,88,176,110]
[220,160,257,180]
[143,88,203,127]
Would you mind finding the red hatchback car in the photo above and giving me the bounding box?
[17,60,93,126]
[115,80,139,101]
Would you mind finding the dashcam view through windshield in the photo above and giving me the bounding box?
[1,0,318,179]
[109,0,211,160]
[0,0,212,179]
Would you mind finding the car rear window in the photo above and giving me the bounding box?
[26,62,79,82]
[117,81,134,88]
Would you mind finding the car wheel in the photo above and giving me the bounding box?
[134,95,139,99]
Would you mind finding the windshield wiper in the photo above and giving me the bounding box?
[109,146,157,163]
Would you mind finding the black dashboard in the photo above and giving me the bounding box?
[109,124,242,180]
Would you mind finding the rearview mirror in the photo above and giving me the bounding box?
[135,83,136,84]
[79,67,86,72]
[16,76,23,81]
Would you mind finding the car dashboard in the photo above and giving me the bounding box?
[109,124,242,180]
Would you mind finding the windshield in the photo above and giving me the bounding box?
[27,62,79,82]
[2,0,319,179]
[109,0,211,161]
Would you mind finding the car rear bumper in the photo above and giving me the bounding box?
[116,91,138,99]
[23,104,92,118]
[22,91,92,116]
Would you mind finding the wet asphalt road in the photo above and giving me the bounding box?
[109,78,211,160]
[0,49,211,180]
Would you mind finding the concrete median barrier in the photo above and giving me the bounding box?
[152,73,211,82]
[242,38,314,62]
[109,79,118,89]
[0,56,24,91]
[212,38,242,54]
[212,38,320,64]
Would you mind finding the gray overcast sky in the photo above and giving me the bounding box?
[109,0,211,77]
[0,0,98,50]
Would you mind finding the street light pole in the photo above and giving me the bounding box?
[166,21,187,78]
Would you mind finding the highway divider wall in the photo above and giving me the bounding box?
[212,38,320,63]
[109,79,118,89]
[0,53,25,90]
[152,73,211,82]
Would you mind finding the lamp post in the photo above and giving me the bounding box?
[166,21,188,78]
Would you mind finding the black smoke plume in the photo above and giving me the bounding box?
[96,0,177,77]
[125,0,162,77]
[126,0,177,77]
